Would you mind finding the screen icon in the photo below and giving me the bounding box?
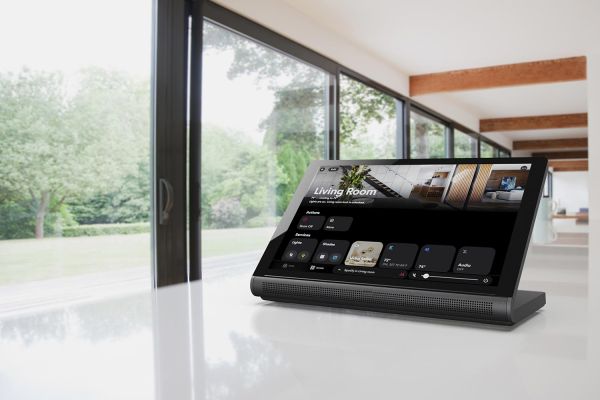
[323,216,353,232]
[344,241,384,267]
[453,247,496,276]
[281,238,318,263]
[312,240,350,265]
[379,243,418,269]
[297,215,325,230]
[414,244,456,272]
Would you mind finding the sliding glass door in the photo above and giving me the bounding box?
[0,0,153,313]
[199,21,330,274]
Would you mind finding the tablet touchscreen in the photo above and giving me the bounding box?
[255,159,546,296]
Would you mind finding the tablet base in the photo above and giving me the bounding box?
[251,276,545,326]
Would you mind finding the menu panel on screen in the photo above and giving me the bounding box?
[261,161,536,294]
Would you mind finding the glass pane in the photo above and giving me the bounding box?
[0,0,152,313]
[480,141,495,158]
[454,130,478,158]
[339,74,399,159]
[201,22,328,271]
[410,111,446,158]
[499,149,511,158]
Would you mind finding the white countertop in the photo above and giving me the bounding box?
[1,244,598,399]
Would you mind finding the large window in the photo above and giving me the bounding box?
[480,140,496,158]
[410,111,446,158]
[499,149,511,158]
[0,0,152,313]
[201,22,329,269]
[339,74,401,159]
[454,130,478,158]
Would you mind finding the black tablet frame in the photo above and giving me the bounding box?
[252,157,547,298]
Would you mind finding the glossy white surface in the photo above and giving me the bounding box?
[1,244,598,399]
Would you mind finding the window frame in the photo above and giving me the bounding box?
[338,70,406,159]
[480,136,511,158]
[408,106,450,159]
[454,128,480,158]
[186,0,511,281]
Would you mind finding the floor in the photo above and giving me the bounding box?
[0,244,598,399]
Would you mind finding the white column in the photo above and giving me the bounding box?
[587,52,600,359]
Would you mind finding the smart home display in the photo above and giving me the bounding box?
[254,159,547,296]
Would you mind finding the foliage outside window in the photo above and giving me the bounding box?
[480,140,495,158]
[410,111,446,158]
[201,22,328,231]
[454,130,478,158]
[339,74,398,159]
[0,69,150,240]
[499,149,511,158]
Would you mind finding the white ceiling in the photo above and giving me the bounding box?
[281,0,600,74]
[426,81,588,120]
[483,127,587,142]
[278,0,598,150]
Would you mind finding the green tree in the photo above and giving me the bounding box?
[410,113,445,158]
[201,124,278,228]
[339,75,396,154]
[203,22,398,220]
[0,69,149,238]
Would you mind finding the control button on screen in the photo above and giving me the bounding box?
[453,246,496,276]
[312,240,350,265]
[297,215,326,230]
[281,238,318,263]
[414,245,456,272]
[344,241,384,267]
[379,243,418,269]
[323,216,353,232]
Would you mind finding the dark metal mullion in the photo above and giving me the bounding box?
[404,101,412,159]
[333,68,341,160]
[153,0,190,287]
[395,100,404,159]
[446,126,454,158]
[188,0,203,281]
[330,72,338,160]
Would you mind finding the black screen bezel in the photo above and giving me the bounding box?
[252,157,547,298]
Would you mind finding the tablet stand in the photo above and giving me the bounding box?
[251,276,545,326]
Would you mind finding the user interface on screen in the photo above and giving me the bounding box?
[268,162,532,289]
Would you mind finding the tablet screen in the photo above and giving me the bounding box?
[255,160,545,296]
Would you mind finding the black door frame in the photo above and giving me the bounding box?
[153,0,190,286]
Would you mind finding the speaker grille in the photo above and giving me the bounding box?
[262,281,493,317]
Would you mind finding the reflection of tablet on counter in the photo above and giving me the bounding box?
[251,158,548,326]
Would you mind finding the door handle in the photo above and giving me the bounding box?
[159,178,174,225]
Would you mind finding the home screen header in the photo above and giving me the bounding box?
[305,163,531,211]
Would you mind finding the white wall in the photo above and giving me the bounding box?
[213,0,482,134]
[552,171,589,214]
[589,53,600,222]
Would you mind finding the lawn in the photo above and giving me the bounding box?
[0,226,275,286]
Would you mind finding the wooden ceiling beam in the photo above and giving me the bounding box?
[480,113,587,132]
[409,56,586,96]
[549,159,588,172]
[513,138,588,150]
[531,150,588,159]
